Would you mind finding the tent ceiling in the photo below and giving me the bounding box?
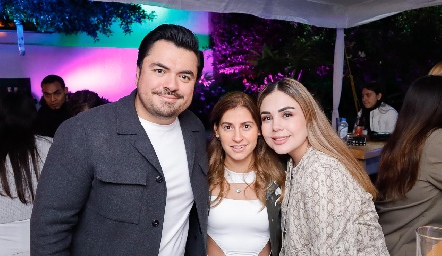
[97,0,442,28]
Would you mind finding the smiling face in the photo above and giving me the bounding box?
[362,88,381,109]
[214,106,259,170]
[260,90,309,164]
[135,40,198,125]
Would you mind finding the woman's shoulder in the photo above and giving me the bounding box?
[301,148,347,176]
[428,128,442,139]
[422,129,442,156]
[35,135,53,152]
[378,102,397,114]
[305,148,341,166]
[299,148,370,198]
[421,129,442,153]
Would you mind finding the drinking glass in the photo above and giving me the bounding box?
[416,226,442,256]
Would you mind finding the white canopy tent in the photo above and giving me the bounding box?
[97,0,442,128]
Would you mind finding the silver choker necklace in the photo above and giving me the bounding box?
[224,168,256,193]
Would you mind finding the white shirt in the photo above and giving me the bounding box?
[139,117,194,256]
[355,102,398,133]
[208,196,269,255]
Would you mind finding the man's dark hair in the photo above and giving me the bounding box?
[136,24,204,80]
[41,75,65,88]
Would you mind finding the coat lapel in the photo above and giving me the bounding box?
[115,89,163,175]
[179,111,200,176]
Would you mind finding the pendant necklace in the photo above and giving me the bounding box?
[224,167,256,193]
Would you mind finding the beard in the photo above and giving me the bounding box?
[139,88,190,120]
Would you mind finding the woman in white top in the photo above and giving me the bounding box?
[207,91,285,256]
[0,93,52,255]
[257,78,388,255]
[355,81,398,134]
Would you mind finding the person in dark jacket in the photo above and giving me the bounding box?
[30,24,208,256]
[34,75,71,137]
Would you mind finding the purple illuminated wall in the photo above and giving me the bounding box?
[0,6,211,102]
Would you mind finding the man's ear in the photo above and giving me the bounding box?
[377,93,382,101]
[136,67,140,86]
[64,87,68,94]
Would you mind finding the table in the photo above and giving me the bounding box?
[348,140,386,175]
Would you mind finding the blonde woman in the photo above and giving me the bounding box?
[257,78,388,255]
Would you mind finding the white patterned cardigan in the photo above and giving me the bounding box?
[0,135,52,224]
[280,147,389,256]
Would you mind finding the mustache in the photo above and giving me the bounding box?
[152,89,184,99]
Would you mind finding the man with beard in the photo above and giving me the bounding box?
[30,24,209,256]
[34,75,72,137]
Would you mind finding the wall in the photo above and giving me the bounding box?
[0,5,212,102]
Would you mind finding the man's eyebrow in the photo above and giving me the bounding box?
[150,62,170,70]
[179,70,196,78]
[149,62,195,77]
[278,106,295,112]
[44,89,61,94]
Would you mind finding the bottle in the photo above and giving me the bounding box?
[338,117,349,141]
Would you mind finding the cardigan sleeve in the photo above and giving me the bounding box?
[422,129,442,190]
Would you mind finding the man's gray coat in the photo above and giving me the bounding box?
[30,89,209,255]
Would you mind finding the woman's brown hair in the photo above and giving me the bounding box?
[0,93,41,204]
[208,91,285,207]
[376,75,442,200]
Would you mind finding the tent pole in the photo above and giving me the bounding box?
[332,28,344,131]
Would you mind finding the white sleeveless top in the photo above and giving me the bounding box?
[208,196,270,255]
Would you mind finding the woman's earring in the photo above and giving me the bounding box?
[216,135,220,141]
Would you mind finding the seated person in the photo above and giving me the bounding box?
[34,75,72,137]
[354,81,398,134]
[375,75,442,256]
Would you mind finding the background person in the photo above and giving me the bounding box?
[257,78,388,255]
[34,75,72,137]
[428,61,442,75]
[375,75,442,256]
[354,81,398,134]
[68,89,110,116]
[30,24,208,256]
[207,91,285,256]
[0,92,52,255]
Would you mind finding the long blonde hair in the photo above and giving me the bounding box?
[208,91,285,207]
[257,78,377,199]
[429,61,442,76]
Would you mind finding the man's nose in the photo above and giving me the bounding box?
[164,76,179,91]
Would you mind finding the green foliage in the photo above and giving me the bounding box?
[0,0,156,41]
[210,6,442,123]
[344,5,442,112]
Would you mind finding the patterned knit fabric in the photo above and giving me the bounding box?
[280,147,389,255]
[0,136,52,224]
